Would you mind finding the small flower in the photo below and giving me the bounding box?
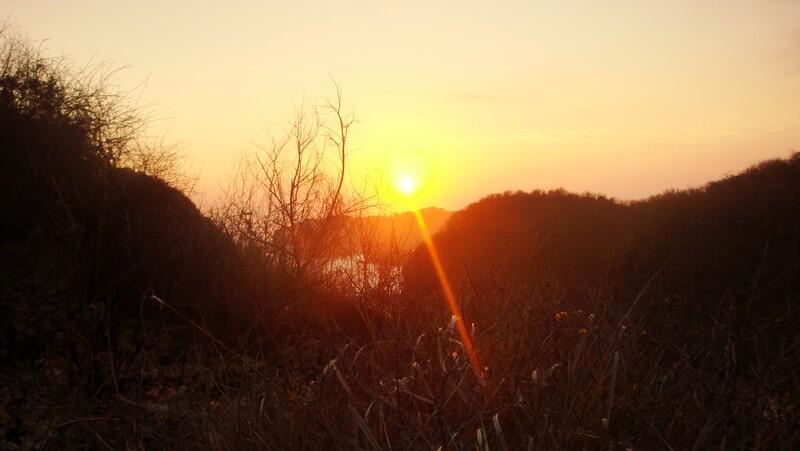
[578,328,588,335]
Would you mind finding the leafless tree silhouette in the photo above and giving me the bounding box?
[214,83,369,284]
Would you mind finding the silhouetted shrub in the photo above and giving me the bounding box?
[0,27,244,402]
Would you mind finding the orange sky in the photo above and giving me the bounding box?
[6,0,800,210]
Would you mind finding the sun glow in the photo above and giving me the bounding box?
[377,150,442,212]
[397,175,417,195]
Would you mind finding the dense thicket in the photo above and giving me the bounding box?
[0,30,257,447]
[0,29,245,323]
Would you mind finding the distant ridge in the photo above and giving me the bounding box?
[358,207,452,253]
[405,153,800,308]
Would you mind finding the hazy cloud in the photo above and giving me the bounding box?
[792,27,800,75]
[442,92,508,104]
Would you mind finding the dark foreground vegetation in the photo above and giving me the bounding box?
[1,30,798,450]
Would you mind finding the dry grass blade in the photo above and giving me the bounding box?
[351,405,381,450]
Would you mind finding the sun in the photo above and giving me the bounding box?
[397,175,417,196]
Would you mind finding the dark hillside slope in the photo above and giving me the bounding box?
[0,36,241,333]
[0,34,252,445]
[629,155,800,304]
[89,168,240,322]
[406,153,800,309]
[402,154,800,448]
[403,190,633,304]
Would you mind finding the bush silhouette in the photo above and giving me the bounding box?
[0,28,244,404]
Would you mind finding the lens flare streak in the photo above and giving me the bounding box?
[412,208,484,381]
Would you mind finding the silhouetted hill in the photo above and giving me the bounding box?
[406,154,800,306]
[0,35,255,445]
[0,30,337,447]
[629,155,800,297]
[398,155,799,448]
[1,162,243,363]
[404,190,630,296]
[0,38,241,333]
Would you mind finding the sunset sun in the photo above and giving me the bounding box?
[397,175,417,196]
